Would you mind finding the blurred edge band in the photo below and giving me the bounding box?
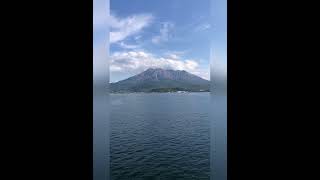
[93,0,110,180]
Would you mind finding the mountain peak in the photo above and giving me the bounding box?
[131,68,209,83]
[145,67,167,71]
[110,68,209,93]
[145,68,187,73]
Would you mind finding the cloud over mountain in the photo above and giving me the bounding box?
[110,51,209,81]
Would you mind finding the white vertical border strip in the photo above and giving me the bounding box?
[93,0,110,179]
[210,0,227,179]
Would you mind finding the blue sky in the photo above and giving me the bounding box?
[94,0,227,82]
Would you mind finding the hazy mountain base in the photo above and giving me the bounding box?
[110,80,210,93]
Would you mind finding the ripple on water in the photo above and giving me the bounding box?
[111,93,210,179]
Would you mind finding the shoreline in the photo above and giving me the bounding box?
[109,91,210,94]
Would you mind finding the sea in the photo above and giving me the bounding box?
[110,92,227,180]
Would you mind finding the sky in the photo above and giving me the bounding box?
[94,0,227,83]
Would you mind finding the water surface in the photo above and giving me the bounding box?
[111,93,212,179]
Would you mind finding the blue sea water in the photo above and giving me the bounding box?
[110,92,226,179]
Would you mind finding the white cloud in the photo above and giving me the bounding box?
[194,23,211,32]
[118,42,140,49]
[164,50,186,57]
[152,22,174,44]
[167,54,180,59]
[110,50,209,80]
[109,14,153,43]
[134,35,142,40]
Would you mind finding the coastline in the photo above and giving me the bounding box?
[109,91,210,94]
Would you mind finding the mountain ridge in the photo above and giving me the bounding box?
[110,68,210,93]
